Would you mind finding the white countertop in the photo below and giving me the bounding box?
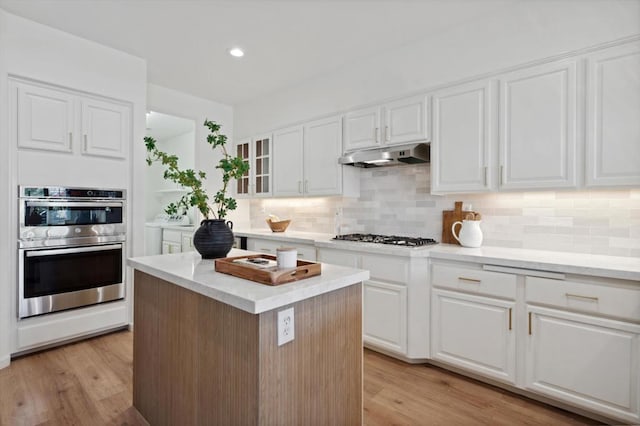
[127,249,369,314]
[428,245,640,281]
[235,229,640,280]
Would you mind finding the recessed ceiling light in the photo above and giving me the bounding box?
[229,47,244,58]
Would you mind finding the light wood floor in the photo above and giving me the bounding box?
[0,330,600,426]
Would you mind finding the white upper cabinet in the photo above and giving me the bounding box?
[343,105,381,151]
[81,98,129,159]
[585,41,640,187]
[273,125,304,197]
[17,83,75,153]
[303,115,343,196]
[234,135,272,198]
[431,80,494,193]
[383,94,429,145]
[234,139,251,197]
[498,60,578,190]
[14,79,131,160]
[272,116,357,198]
[343,94,429,152]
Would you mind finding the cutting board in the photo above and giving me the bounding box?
[442,201,474,245]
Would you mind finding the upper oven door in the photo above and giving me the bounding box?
[20,200,126,245]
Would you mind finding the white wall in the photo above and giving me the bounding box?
[0,9,147,367]
[234,0,640,136]
[146,84,250,228]
[145,129,196,222]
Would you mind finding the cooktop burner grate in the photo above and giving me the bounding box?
[332,233,437,247]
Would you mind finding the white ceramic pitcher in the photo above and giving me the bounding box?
[451,220,483,248]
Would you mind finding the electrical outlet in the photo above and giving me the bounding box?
[277,307,295,346]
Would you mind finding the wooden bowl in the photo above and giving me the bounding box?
[266,219,291,232]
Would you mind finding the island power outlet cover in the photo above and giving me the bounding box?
[277,307,295,346]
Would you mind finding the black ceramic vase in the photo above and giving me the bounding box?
[193,219,234,259]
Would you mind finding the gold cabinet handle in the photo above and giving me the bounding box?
[458,276,481,283]
[565,293,599,302]
[508,308,512,330]
[528,312,532,335]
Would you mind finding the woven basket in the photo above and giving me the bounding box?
[266,219,291,232]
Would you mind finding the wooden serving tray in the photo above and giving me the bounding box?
[214,254,321,286]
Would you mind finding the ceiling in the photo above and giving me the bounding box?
[0,0,517,106]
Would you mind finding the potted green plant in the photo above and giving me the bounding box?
[144,119,249,258]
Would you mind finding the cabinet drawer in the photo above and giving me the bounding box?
[432,263,516,299]
[526,276,640,322]
[317,249,359,268]
[162,229,182,243]
[247,238,316,261]
[361,254,409,285]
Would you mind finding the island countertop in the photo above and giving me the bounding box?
[127,248,369,314]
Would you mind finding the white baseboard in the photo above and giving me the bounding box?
[0,354,10,370]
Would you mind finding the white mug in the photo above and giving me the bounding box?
[276,247,297,268]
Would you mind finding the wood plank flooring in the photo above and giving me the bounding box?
[0,330,600,426]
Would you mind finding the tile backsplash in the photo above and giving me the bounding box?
[249,165,640,257]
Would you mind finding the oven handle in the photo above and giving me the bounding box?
[24,201,123,208]
[25,243,122,257]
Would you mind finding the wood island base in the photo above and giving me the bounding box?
[133,270,363,425]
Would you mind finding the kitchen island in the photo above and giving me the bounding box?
[127,249,369,426]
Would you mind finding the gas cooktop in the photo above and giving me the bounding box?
[332,233,437,247]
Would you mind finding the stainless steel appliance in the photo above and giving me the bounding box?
[18,186,126,318]
[338,142,430,168]
[333,233,437,247]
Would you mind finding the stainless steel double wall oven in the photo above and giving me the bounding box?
[18,186,126,318]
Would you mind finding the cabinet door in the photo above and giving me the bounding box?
[431,80,493,193]
[343,105,381,151]
[363,280,407,355]
[303,115,343,196]
[161,241,182,254]
[585,41,640,187]
[431,289,516,384]
[526,306,640,423]
[234,139,251,197]
[383,94,429,145]
[17,83,75,153]
[499,60,578,189]
[252,134,272,197]
[181,233,194,252]
[81,97,130,159]
[273,125,304,197]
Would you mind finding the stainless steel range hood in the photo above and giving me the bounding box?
[338,142,430,168]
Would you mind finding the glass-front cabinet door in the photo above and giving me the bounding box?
[253,135,271,196]
[235,139,251,197]
[234,134,272,198]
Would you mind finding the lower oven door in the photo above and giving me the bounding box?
[19,243,125,318]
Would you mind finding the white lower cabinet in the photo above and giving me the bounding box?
[526,305,640,423]
[246,237,316,261]
[363,281,407,354]
[317,247,428,360]
[432,289,516,384]
[430,262,517,384]
[162,229,194,254]
[431,259,640,423]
